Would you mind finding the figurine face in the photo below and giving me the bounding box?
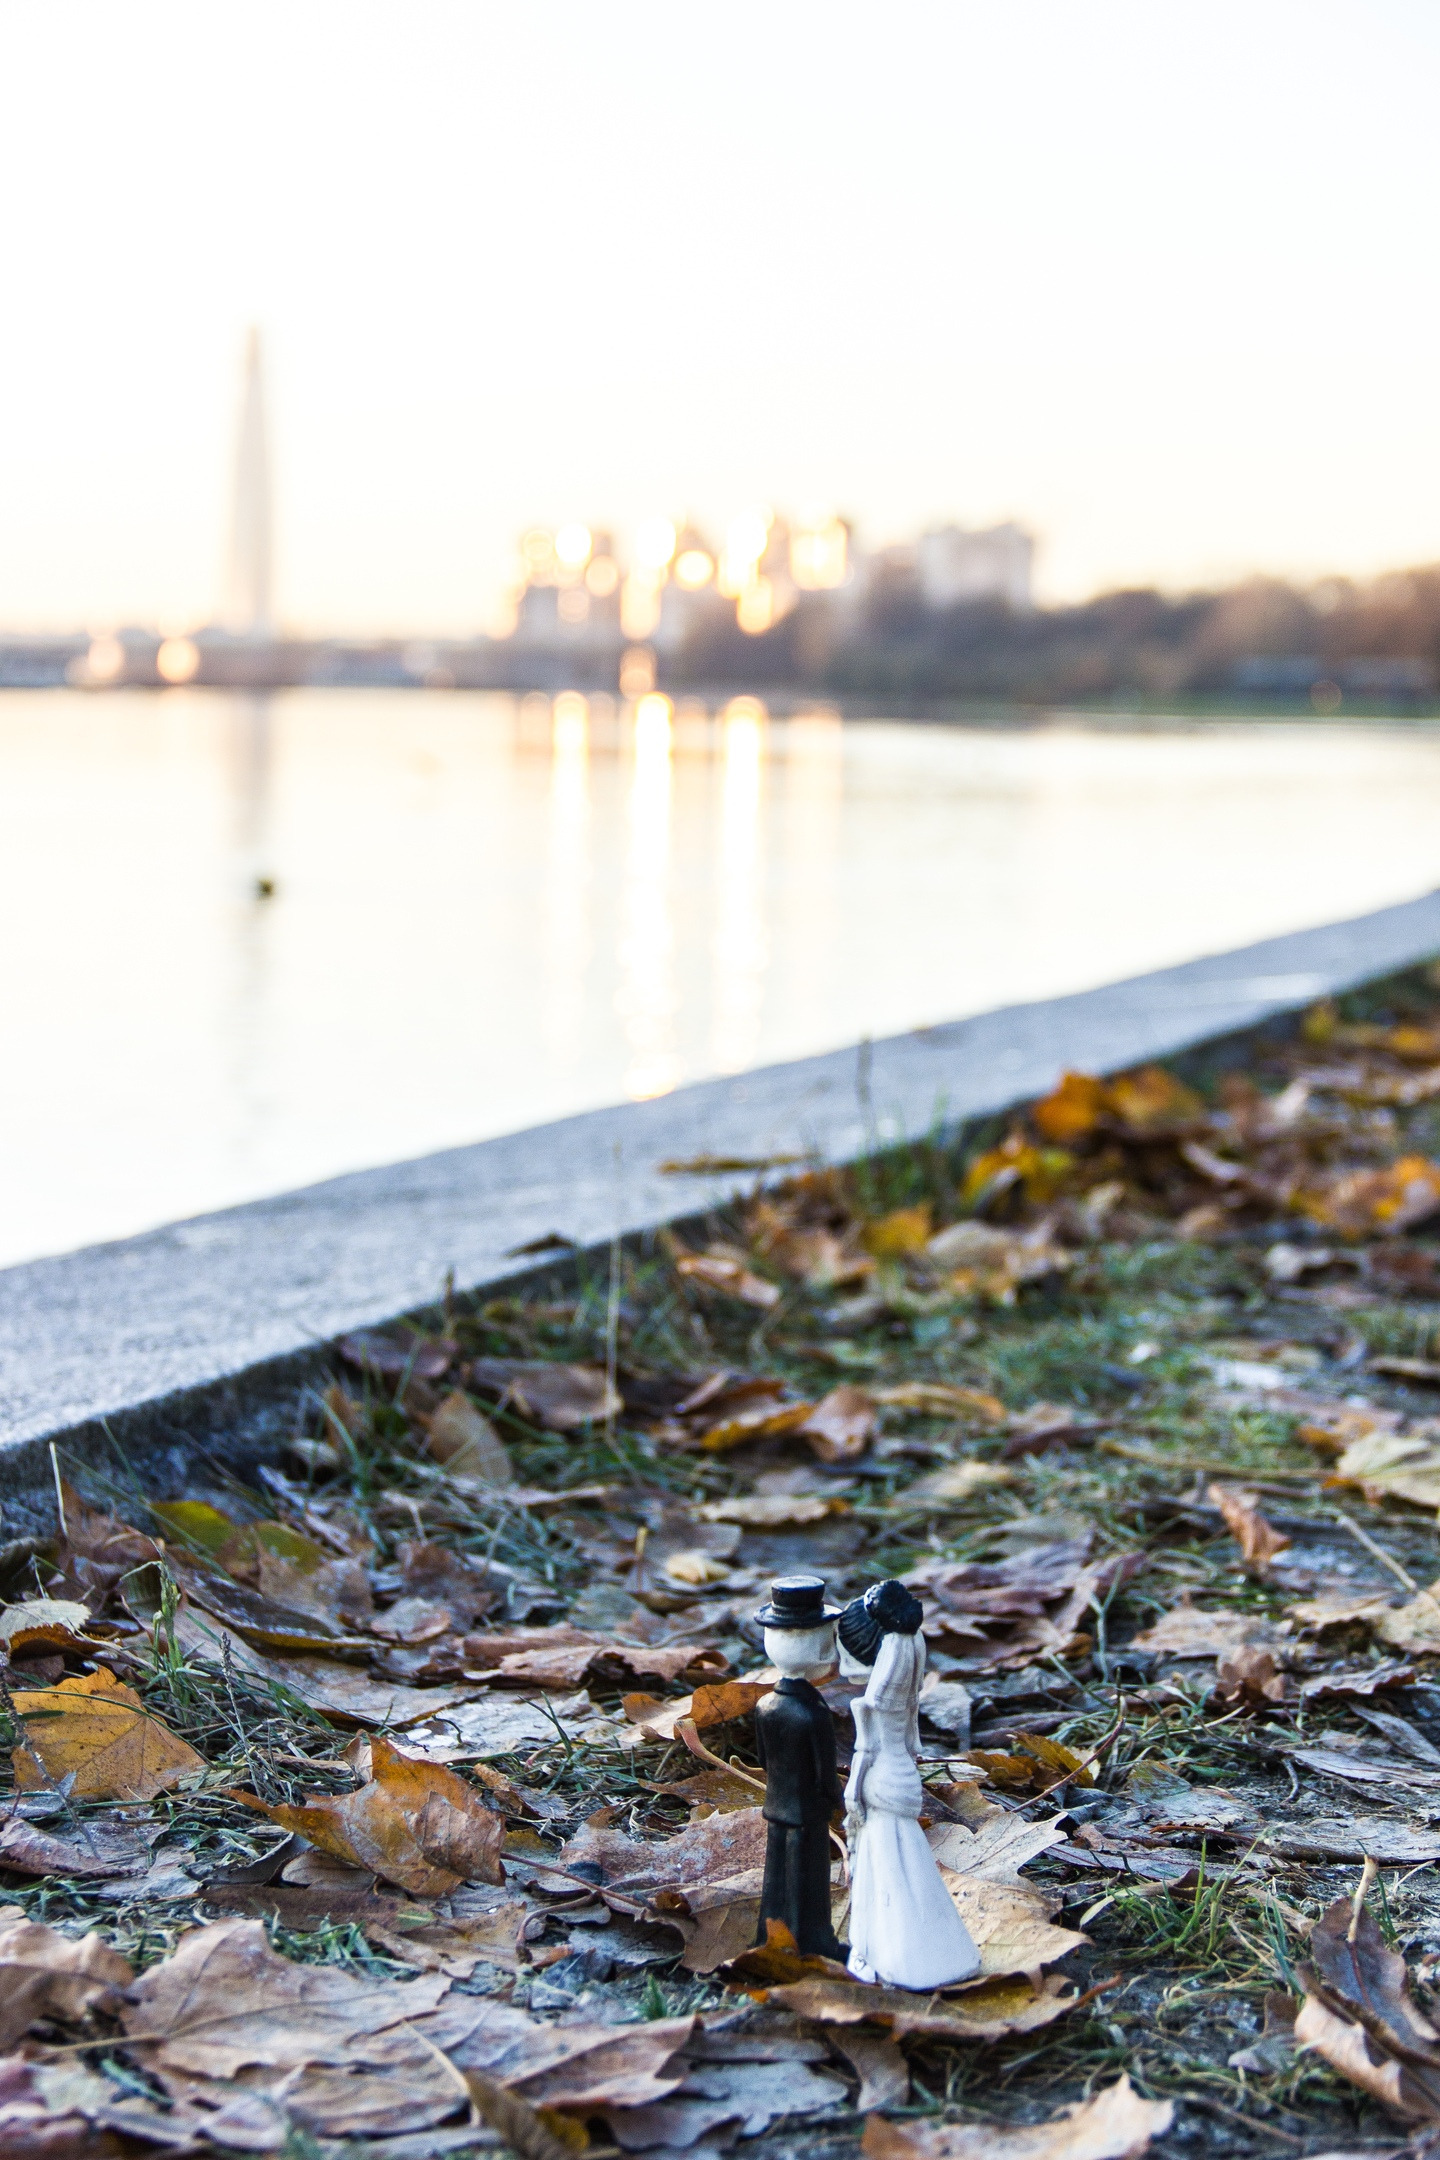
[764,1623,838,1681]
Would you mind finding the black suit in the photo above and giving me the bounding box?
[754,1677,845,1959]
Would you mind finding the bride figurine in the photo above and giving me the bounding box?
[838,1580,981,1989]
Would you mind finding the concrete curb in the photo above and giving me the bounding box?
[3,886,1439,1531]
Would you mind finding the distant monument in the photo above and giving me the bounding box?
[228,328,274,636]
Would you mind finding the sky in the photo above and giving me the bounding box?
[1,1,1437,634]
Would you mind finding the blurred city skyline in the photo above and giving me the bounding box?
[1,2,1437,635]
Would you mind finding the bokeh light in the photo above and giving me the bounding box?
[634,518,677,572]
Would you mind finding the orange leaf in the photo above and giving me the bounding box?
[238,1733,504,1897]
[688,1681,770,1730]
[1032,1071,1110,1144]
[1208,1483,1291,1569]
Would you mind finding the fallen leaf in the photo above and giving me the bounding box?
[874,1384,1008,1425]
[397,1690,597,1761]
[422,1390,515,1486]
[255,1655,494,1729]
[662,1549,734,1585]
[1228,1989,1300,2076]
[1207,1483,1291,1568]
[918,1677,973,1743]
[470,1357,623,1430]
[1002,1403,1092,1459]
[175,1564,366,1651]
[961,1134,1074,1212]
[0,1918,133,2048]
[374,1896,534,1977]
[337,1327,458,1381]
[899,1462,1016,1507]
[621,1680,769,1744]
[764,1970,1081,2043]
[924,1221,1072,1303]
[1015,1733,1096,1787]
[829,2025,910,2111]
[369,1593,455,1645]
[762,1223,875,1289]
[694,1493,847,1527]
[695,1398,817,1452]
[1265,1817,1440,1863]
[1214,1643,1290,1706]
[0,1600,98,1657]
[860,2073,1172,2157]
[1371,1355,1440,1386]
[396,1539,511,1626]
[0,2054,160,2157]
[124,1911,698,2139]
[1032,1071,1111,1143]
[1376,1585,1440,1656]
[646,1765,766,1814]
[119,1916,460,2134]
[1126,1601,1286,1660]
[675,1252,781,1309]
[462,2068,584,2160]
[10,1669,204,1801]
[1330,1429,1440,1510]
[604,2051,847,2147]
[1288,1590,1398,1632]
[1298,1156,1440,1239]
[236,1733,505,1896]
[862,1205,933,1257]
[0,1814,151,1882]
[940,1871,1088,1980]
[1280,1740,1440,1793]
[560,1805,769,1900]
[1294,1401,1400,1455]
[1295,1893,1440,2122]
[799,1384,878,1463]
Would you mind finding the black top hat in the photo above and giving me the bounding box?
[754,1574,843,1629]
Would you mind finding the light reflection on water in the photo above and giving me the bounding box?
[2,687,1440,1268]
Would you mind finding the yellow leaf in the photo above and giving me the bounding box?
[698,1399,815,1452]
[1014,1733,1095,1787]
[874,1383,1008,1425]
[150,1500,238,1560]
[1105,1064,1204,1132]
[861,1205,933,1258]
[11,1668,204,1801]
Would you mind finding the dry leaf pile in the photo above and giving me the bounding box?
[14,963,1440,2152]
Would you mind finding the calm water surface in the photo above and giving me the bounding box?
[3,688,1440,1268]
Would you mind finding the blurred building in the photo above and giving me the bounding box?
[915,521,1034,610]
[491,506,1032,668]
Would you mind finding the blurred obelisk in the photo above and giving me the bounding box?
[229,327,274,636]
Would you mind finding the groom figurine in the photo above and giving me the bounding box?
[753,1575,847,1961]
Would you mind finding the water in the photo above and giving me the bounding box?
[2,687,1440,1270]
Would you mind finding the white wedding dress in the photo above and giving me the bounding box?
[845,1630,981,1988]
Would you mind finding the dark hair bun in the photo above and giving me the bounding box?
[836,1578,924,1665]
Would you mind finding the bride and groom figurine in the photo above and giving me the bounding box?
[753,1572,981,1989]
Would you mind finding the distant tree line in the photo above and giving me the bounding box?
[671,565,1440,707]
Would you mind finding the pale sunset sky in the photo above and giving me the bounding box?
[0,0,1435,633]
